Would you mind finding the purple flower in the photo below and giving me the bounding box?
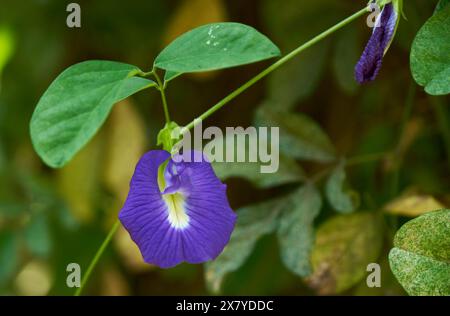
[119,150,236,268]
[355,3,398,83]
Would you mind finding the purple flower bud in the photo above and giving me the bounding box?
[355,3,398,84]
[119,150,236,268]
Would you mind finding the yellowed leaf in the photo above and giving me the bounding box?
[307,212,383,295]
[384,193,445,217]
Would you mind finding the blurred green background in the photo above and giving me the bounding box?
[0,0,448,295]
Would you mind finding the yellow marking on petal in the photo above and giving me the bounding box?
[163,193,189,229]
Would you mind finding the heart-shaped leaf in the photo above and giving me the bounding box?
[154,22,281,76]
[410,5,450,95]
[30,60,156,168]
[389,209,450,296]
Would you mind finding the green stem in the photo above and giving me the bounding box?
[182,7,368,133]
[153,71,171,124]
[74,220,120,296]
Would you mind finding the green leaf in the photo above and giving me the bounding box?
[210,132,305,188]
[424,68,450,94]
[277,185,322,277]
[30,60,156,168]
[0,231,20,285]
[154,22,281,74]
[325,160,359,214]
[204,198,282,293]
[410,5,450,95]
[24,214,52,257]
[389,248,449,296]
[307,212,384,295]
[389,209,450,295]
[164,70,182,82]
[254,107,336,162]
[392,210,449,269]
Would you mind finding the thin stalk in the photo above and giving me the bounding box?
[182,7,368,133]
[74,220,120,296]
[153,71,171,124]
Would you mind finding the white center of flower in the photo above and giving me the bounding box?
[163,193,189,230]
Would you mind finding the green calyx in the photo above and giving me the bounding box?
[375,0,404,18]
[392,0,405,19]
[157,121,181,152]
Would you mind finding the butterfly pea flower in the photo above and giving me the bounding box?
[119,150,236,268]
[355,1,399,83]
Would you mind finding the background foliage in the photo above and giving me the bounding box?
[0,0,449,295]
